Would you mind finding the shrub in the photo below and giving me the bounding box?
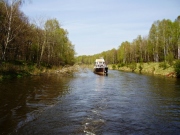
[159,62,167,70]
[166,53,174,66]
[112,64,116,70]
[28,65,35,72]
[121,63,125,67]
[117,63,125,69]
[174,60,180,78]
[152,67,155,73]
[129,62,137,72]
[117,63,121,69]
[139,64,143,73]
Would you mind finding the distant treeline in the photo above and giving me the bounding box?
[0,0,75,67]
[76,16,180,65]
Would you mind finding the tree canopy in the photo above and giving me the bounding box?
[76,16,180,65]
[0,0,75,66]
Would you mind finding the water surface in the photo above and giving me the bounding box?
[0,69,180,134]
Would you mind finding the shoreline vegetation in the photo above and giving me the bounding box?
[0,61,179,81]
[80,61,179,78]
[76,16,180,78]
[0,1,76,81]
[0,61,80,81]
[0,1,180,80]
[109,61,180,78]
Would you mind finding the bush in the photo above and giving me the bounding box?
[112,64,116,70]
[117,63,121,69]
[139,64,143,73]
[174,60,180,78]
[121,63,125,67]
[117,63,125,69]
[27,65,35,72]
[166,53,174,66]
[129,62,137,72]
[159,62,167,70]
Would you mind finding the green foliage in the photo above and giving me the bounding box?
[129,62,137,72]
[1,1,180,78]
[0,61,32,80]
[0,70,29,80]
[112,64,116,70]
[117,63,121,69]
[166,53,174,66]
[153,67,156,71]
[174,60,180,78]
[117,63,125,69]
[28,65,35,72]
[0,2,75,67]
[17,74,22,78]
[138,63,143,72]
[159,62,168,70]
[76,16,180,67]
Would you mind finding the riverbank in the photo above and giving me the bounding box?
[47,65,80,76]
[0,61,79,80]
[109,62,176,78]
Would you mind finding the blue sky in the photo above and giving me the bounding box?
[21,0,180,56]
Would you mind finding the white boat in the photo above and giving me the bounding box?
[94,58,108,75]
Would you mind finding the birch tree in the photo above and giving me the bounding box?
[175,16,180,59]
[149,21,159,62]
[1,0,25,61]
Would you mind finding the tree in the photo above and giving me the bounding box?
[77,16,180,66]
[158,19,173,61]
[174,16,180,59]
[32,17,48,67]
[148,21,159,62]
[1,0,25,61]
[45,19,60,65]
[0,1,75,67]
[117,41,130,64]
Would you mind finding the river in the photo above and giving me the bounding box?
[0,69,180,134]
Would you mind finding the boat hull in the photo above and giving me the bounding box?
[94,67,108,75]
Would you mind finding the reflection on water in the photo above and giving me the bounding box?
[0,69,180,134]
[0,75,71,134]
[95,75,105,91]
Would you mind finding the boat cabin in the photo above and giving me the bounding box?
[94,58,108,75]
[94,58,106,68]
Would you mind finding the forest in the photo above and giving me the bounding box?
[0,0,75,67]
[76,16,180,66]
[1,0,180,78]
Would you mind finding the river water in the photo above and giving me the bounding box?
[0,68,180,134]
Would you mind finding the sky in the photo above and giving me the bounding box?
[21,0,180,56]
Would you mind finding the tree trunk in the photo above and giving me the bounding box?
[2,1,13,61]
[164,46,166,61]
[38,40,46,67]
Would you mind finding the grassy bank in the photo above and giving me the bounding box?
[109,62,177,77]
[0,61,79,81]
